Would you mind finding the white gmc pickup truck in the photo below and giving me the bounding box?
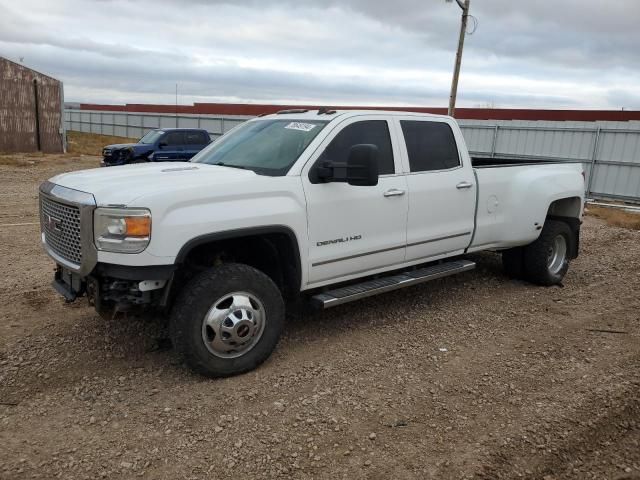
[40,110,585,377]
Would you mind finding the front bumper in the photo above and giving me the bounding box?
[40,181,175,311]
[102,148,128,166]
[52,263,175,310]
[53,266,85,302]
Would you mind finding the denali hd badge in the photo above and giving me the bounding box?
[317,235,362,247]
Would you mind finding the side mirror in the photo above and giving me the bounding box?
[314,144,379,186]
[158,141,168,148]
[346,144,379,186]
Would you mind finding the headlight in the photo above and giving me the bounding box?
[94,208,151,253]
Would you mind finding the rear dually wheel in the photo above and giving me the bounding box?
[523,220,573,286]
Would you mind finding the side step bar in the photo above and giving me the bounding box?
[311,259,476,309]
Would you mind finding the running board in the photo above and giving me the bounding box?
[311,259,476,309]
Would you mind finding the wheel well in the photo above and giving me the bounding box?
[546,197,582,260]
[176,231,301,299]
[129,147,152,160]
[548,197,582,219]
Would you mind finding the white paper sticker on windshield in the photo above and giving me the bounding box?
[285,122,317,132]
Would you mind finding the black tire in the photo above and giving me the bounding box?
[169,263,285,378]
[95,304,115,321]
[502,247,526,279]
[523,220,573,286]
[124,149,135,164]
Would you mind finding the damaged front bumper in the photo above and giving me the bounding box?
[52,263,175,313]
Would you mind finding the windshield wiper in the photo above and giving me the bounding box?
[214,162,247,170]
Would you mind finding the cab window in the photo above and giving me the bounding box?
[319,120,395,175]
[400,121,460,172]
[186,131,208,145]
[164,131,185,146]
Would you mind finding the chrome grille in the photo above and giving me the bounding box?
[40,196,82,265]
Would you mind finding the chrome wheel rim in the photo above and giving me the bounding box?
[547,234,567,275]
[201,292,266,359]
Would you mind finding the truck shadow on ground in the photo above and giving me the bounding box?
[285,251,507,334]
[2,251,522,400]
[88,252,509,355]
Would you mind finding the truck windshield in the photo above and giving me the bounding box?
[191,119,328,176]
[139,130,164,145]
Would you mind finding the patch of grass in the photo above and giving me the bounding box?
[67,131,138,156]
[587,205,640,231]
[0,152,51,166]
[0,132,131,165]
[0,151,98,168]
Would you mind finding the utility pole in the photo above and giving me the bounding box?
[447,0,471,117]
[175,83,178,127]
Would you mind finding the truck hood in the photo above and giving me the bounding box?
[49,162,257,205]
[103,143,138,150]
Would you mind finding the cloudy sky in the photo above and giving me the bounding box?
[1,0,639,109]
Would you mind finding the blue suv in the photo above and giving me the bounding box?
[101,128,212,166]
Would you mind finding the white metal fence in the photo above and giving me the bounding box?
[65,110,640,203]
[65,109,251,140]
[460,119,640,203]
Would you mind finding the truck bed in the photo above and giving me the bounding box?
[468,160,584,252]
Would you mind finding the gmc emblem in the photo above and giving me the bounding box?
[45,214,62,232]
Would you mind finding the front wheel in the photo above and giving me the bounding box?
[523,220,573,286]
[169,263,285,378]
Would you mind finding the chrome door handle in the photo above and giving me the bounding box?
[384,188,406,197]
[456,181,474,190]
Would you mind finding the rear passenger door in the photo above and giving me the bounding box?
[184,131,210,159]
[395,117,476,262]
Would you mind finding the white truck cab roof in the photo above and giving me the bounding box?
[259,109,452,122]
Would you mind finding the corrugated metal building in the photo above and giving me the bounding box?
[0,57,65,153]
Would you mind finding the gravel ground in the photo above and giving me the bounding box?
[0,155,639,480]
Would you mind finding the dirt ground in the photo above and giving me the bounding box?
[0,153,639,480]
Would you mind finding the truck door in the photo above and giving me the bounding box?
[157,131,185,161]
[302,117,408,285]
[394,118,476,262]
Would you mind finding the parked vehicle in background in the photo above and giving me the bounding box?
[101,128,211,166]
[41,110,585,378]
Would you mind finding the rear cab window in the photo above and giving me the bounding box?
[186,131,209,145]
[400,120,461,172]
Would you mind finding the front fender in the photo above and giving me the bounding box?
[130,146,154,161]
[124,176,310,287]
